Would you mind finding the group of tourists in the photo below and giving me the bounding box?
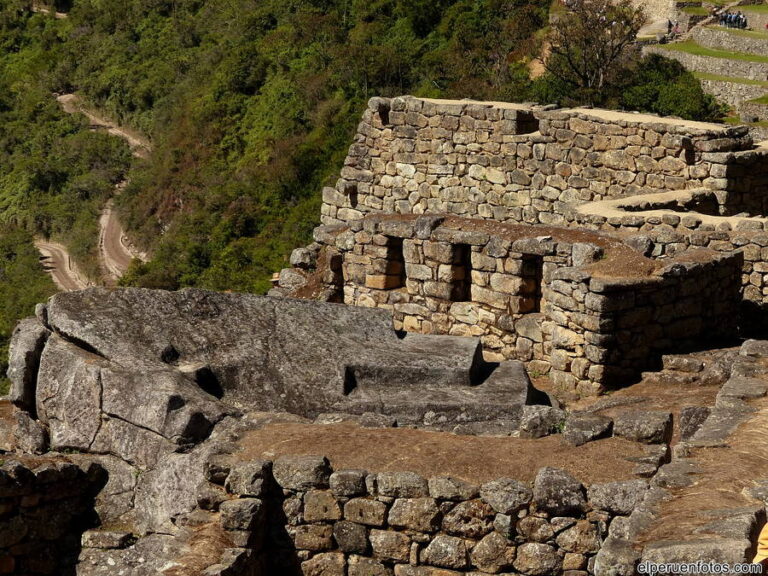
[717,10,748,29]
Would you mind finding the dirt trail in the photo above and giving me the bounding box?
[34,238,91,292]
[30,4,68,19]
[36,94,150,290]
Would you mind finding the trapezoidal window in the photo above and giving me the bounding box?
[451,244,472,302]
[383,237,406,290]
[520,254,544,313]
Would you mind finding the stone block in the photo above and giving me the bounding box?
[370,529,411,562]
[441,499,495,539]
[422,534,470,569]
[563,414,613,446]
[224,460,272,497]
[587,479,648,516]
[294,524,334,551]
[377,471,429,498]
[428,476,479,501]
[514,543,562,576]
[219,498,264,532]
[330,469,368,497]
[517,516,554,542]
[273,455,331,491]
[348,556,392,576]
[519,406,566,439]
[304,490,342,522]
[613,411,672,444]
[333,521,369,554]
[302,552,345,576]
[345,498,388,527]
[533,467,586,517]
[480,478,532,514]
[555,520,600,553]
[388,497,441,532]
[471,531,516,572]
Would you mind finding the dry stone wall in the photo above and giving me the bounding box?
[0,458,104,575]
[569,203,768,333]
[205,454,650,576]
[300,214,743,394]
[321,96,767,231]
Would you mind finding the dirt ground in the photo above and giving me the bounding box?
[239,421,645,485]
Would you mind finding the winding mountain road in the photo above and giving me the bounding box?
[37,94,150,290]
[34,239,91,291]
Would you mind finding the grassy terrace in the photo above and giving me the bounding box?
[741,5,768,14]
[695,71,768,86]
[704,25,768,39]
[658,40,768,63]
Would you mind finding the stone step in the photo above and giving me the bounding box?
[693,26,768,57]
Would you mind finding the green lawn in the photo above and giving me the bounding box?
[658,40,768,63]
[741,5,768,14]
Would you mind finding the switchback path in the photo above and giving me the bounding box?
[34,239,91,291]
[37,94,150,291]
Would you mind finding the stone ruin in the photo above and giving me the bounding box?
[7,96,768,575]
[275,95,768,396]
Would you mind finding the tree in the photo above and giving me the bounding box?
[544,0,645,103]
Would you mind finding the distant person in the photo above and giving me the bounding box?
[668,19,673,34]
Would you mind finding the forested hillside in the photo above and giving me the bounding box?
[0,0,726,384]
[56,0,553,292]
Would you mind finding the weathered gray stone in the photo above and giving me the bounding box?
[13,410,47,454]
[388,497,441,532]
[273,455,331,491]
[330,469,368,497]
[294,524,334,551]
[348,555,392,576]
[588,480,648,516]
[519,406,566,439]
[470,531,516,572]
[555,520,600,553]
[422,534,470,569]
[369,529,410,562]
[480,478,532,514]
[304,490,343,522]
[428,476,479,501]
[441,499,495,539]
[613,410,673,444]
[377,471,429,498]
[593,537,639,576]
[224,460,272,497]
[563,414,613,446]
[517,516,554,542]
[219,498,264,531]
[345,498,388,526]
[533,467,586,517]
[679,406,711,441]
[301,552,345,576]
[333,521,369,554]
[81,530,135,550]
[7,317,49,412]
[513,542,562,576]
